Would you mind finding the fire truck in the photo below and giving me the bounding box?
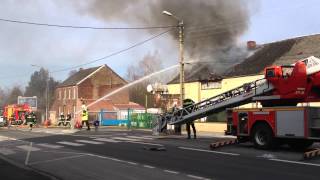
[3,104,32,125]
[154,56,320,149]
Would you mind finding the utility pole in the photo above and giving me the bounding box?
[162,10,185,107]
[178,20,185,107]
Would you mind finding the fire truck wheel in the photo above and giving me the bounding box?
[252,124,274,149]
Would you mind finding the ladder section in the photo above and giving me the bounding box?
[167,78,273,125]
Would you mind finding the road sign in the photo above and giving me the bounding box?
[17,96,37,110]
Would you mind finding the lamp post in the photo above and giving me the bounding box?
[162,10,185,107]
[31,64,49,121]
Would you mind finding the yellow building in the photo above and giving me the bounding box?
[167,34,320,133]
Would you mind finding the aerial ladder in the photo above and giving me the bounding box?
[153,56,320,137]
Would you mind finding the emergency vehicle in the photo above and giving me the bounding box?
[154,56,320,149]
[3,104,32,125]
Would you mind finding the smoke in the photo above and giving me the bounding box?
[71,0,255,73]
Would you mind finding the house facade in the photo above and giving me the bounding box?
[50,65,129,124]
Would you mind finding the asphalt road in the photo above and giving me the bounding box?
[1,127,320,180]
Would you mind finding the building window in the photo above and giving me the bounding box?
[73,87,76,99]
[68,88,71,99]
[58,106,61,115]
[58,89,61,100]
[64,89,67,99]
[73,105,76,117]
[201,81,222,90]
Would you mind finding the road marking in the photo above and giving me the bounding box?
[0,135,16,141]
[164,170,179,174]
[143,165,155,169]
[57,141,84,147]
[269,159,320,167]
[178,147,240,156]
[29,154,87,165]
[126,161,138,165]
[93,138,120,143]
[125,141,163,146]
[17,145,41,151]
[187,174,208,180]
[75,140,104,145]
[112,137,141,141]
[126,135,153,140]
[0,148,16,155]
[37,143,64,149]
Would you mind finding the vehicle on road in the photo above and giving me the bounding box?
[156,56,320,149]
[3,104,33,125]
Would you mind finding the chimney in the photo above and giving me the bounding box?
[247,41,257,50]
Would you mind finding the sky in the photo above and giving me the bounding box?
[0,0,320,89]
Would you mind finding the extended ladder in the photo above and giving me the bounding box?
[153,78,274,133]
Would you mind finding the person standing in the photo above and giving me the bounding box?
[183,99,197,139]
[186,122,196,139]
[81,108,90,131]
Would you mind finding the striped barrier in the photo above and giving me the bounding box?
[304,148,320,159]
[210,139,238,149]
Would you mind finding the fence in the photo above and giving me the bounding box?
[97,109,156,129]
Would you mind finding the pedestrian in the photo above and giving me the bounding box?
[81,108,90,131]
[186,121,196,139]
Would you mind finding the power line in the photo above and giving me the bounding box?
[49,29,173,73]
[0,17,177,30]
[0,29,172,79]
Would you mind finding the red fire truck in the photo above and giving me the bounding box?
[3,104,32,125]
[155,56,320,150]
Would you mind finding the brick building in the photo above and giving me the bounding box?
[50,65,130,124]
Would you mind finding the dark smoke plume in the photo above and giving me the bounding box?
[72,0,254,73]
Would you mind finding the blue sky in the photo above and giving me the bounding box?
[0,0,320,89]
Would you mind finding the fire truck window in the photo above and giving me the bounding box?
[266,69,275,78]
[282,67,294,78]
[239,112,248,134]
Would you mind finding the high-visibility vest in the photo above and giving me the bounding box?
[82,111,88,121]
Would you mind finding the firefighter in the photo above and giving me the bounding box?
[65,113,72,127]
[183,99,197,139]
[81,108,90,130]
[29,112,37,130]
[58,113,65,126]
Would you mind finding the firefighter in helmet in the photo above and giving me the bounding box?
[183,99,196,139]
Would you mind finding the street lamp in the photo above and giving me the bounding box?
[31,64,49,122]
[162,10,185,107]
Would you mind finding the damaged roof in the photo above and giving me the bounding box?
[168,34,320,84]
[224,34,320,77]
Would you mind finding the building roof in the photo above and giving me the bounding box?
[168,64,223,84]
[224,34,320,77]
[168,34,320,84]
[114,102,145,110]
[58,66,102,87]
[58,64,127,88]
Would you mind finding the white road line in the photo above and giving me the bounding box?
[29,154,87,165]
[17,145,41,151]
[0,148,16,155]
[179,147,240,156]
[93,138,120,143]
[112,137,141,141]
[57,141,84,147]
[0,135,16,141]
[125,141,163,146]
[126,161,138,165]
[37,143,64,149]
[269,159,320,167]
[126,136,153,140]
[163,170,179,174]
[143,165,155,169]
[187,174,208,180]
[75,140,104,145]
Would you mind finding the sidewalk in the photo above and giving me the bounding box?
[0,157,54,180]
